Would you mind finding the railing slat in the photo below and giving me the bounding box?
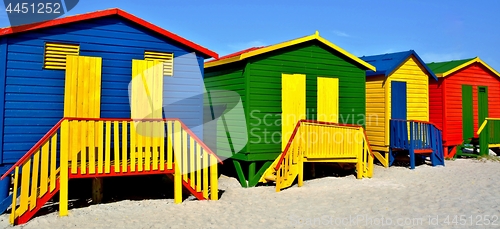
[202,149,208,199]
[130,122,136,172]
[50,133,58,192]
[40,142,50,196]
[80,121,87,175]
[182,129,188,182]
[19,159,31,215]
[166,121,173,170]
[144,121,151,172]
[29,151,40,210]
[196,144,202,192]
[122,121,128,173]
[88,121,96,174]
[97,121,104,174]
[114,121,120,173]
[71,122,78,174]
[190,136,195,188]
[137,124,143,172]
[105,121,111,173]
[152,121,159,171]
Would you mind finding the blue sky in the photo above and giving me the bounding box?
[1,0,499,69]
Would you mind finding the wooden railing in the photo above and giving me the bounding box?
[390,119,445,169]
[273,120,374,191]
[477,118,500,156]
[1,117,221,225]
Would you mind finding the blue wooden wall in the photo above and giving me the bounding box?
[0,16,206,171]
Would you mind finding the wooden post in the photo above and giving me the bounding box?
[92,178,103,204]
[60,120,69,216]
[210,155,218,200]
[174,121,182,203]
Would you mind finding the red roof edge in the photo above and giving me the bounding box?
[0,8,218,59]
[206,46,264,63]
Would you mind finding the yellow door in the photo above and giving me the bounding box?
[281,74,306,151]
[130,59,165,171]
[64,56,102,164]
[317,77,339,122]
[64,56,102,118]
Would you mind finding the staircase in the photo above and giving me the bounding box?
[259,120,374,192]
[1,117,221,225]
[389,119,445,169]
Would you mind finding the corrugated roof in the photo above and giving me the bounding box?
[426,58,475,74]
[360,50,438,80]
[205,31,376,71]
[0,8,218,59]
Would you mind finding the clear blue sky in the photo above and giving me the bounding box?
[1,0,499,69]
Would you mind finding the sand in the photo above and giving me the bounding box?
[1,159,499,229]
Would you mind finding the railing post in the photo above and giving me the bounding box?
[173,121,182,204]
[409,121,415,169]
[210,154,218,200]
[59,120,69,216]
[297,130,304,187]
[479,121,489,157]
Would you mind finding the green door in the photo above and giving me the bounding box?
[478,86,489,132]
[478,86,489,155]
[462,85,474,141]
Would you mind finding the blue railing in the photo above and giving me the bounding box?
[390,119,445,169]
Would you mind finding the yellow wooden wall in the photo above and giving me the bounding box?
[365,75,386,151]
[365,56,430,152]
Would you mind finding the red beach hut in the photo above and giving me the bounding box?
[427,57,500,158]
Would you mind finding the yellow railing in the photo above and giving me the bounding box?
[6,119,63,225]
[1,117,220,225]
[268,120,374,191]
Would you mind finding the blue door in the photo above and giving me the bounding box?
[391,81,407,120]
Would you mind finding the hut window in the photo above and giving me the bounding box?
[144,51,174,76]
[43,42,80,70]
[479,87,486,93]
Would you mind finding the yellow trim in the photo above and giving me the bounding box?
[441,57,500,78]
[204,32,376,71]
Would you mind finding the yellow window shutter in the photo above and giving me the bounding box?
[144,51,174,76]
[43,42,80,70]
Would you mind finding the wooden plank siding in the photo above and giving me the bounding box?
[366,56,431,151]
[204,64,247,159]
[442,63,500,144]
[365,75,386,151]
[429,78,445,141]
[246,41,366,160]
[1,16,206,167]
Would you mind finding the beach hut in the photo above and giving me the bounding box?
[427,57,500,158]
[204,32,376,188]
[0,8,221,224]
[360,50,445,169]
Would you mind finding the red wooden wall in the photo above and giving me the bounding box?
[430,63,500,146]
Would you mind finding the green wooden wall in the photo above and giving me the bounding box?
[204,40,367,162]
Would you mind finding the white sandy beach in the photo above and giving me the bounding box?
[0,159,499,229]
